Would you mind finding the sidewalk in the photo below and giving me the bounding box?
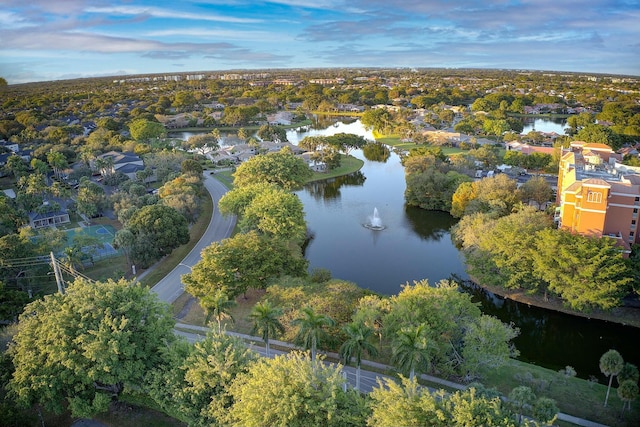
[174,322,609,427]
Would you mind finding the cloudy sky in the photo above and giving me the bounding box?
[1,0,639,84]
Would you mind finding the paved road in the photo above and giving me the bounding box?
[175,323,610,426]
[151,173,607,427]
[174,325,385,394]
[151,174,235,303]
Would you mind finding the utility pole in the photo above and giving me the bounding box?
[50,252,65,294]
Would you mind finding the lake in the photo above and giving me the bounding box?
[521,117,568,134]
[288,119,640,380]
[289,124,469,294]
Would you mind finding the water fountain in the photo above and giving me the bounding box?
[363,207,386,231]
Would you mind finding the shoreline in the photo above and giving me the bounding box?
[463,274,640,329]
[367,131,640,330]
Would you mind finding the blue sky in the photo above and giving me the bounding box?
[1,0,639,84]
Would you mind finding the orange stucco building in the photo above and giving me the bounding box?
[556,142,640,252]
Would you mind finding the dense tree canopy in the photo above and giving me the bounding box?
[146,331,255,426]
[232,148,312,190]
[183,231,308,300]
[382,280,518,378]
[451,174,521,218]
[575,123,622,150]
[126,204,189,267]
[76,179,107,219]
[8,278,176,418]
[226,352,367,427]
[368,377,517,427]
[455,207,553,292]
[533,229,632,311]
[257,124,288,142]
[220,182,307,241]
[454,208,634,311]
[128,118,165,141]
[182,133,219,156]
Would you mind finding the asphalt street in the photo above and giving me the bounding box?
[150,173,235,303]
[174,325,387,394]
[150,173,605,427]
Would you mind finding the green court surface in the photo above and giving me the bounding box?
[64,224,117,246]
[64,224,120,259]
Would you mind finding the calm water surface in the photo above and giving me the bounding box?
[288,119,640,379]
[521,117,567,134]
[295,148,468,294]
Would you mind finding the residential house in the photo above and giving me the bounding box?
[506,141,555,156]
[29,208,71,229]
[96,151,149,181]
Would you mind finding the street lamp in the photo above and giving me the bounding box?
[178,263,193,271]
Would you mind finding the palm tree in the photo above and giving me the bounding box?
[600,349,624,406]
[62,245,83,274]
[339,321,378,391]
[102,155,115,177]
[249,300,284,357]
[291,306,335,362]
[201,289,236,333]
[391,323,432,381]
[617,380,639,415]
[47,151,68,181]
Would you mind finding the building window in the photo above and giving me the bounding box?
[587,191,602,203]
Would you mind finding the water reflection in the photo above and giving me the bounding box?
[362,142,391,162]
[461,281,640,379]
[305,171,366,201]
[521,117,567,134]
[293,118,639,381]
[403,206,456,241]
[312,114,358,129]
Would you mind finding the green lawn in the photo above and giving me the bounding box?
[480,360,639,427]
[309,154,364,182]
[373,133,467,156]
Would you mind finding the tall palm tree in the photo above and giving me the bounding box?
[617,380,639,414]
[47,151,68,180]
[600,349,624,407]
[291,306,335,362]
[249,300,284,357]
[62,245,83,274]
[201,289,236,333]
[339,321,378,391]
[94,157,108,176]
[391,323,432,381]
[102,155,115,177]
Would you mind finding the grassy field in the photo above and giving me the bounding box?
[309,154,364,182]
[480,360,639,427]
[374,132,468,156]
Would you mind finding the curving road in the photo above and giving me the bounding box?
[151,173,235,303]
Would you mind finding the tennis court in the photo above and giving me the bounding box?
[64,225,120,259]
[65,224,116,245]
